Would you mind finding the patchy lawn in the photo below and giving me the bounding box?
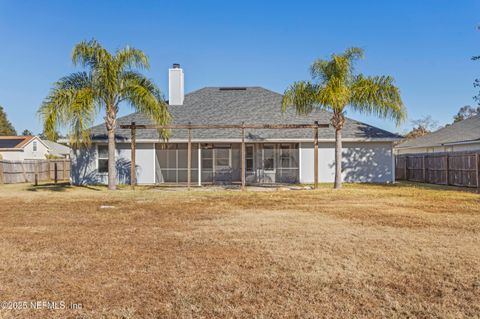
[0,183,479,318]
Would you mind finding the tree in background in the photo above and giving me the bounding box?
[0,105,17,136]
[453,105,480,123]
[473,47,479,106]
[282,47,406,189]
[404,115,438,139]
[39,130,60,141]
[39,39,170,190]
[21,129,33,136]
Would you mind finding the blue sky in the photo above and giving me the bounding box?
[0,0,479,135]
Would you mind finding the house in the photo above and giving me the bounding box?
[42,140,71,159]
[71,65,401,185]
[396,115,480,155]
[0,136,49,160]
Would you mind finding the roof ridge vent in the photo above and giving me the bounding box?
[219,87,247,91]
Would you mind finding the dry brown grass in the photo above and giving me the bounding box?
[0,182,479,318]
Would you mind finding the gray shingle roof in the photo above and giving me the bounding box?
[397,115,480,149]
[90,87,400,141]
[43,140,71,156]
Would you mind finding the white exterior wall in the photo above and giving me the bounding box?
[71,142,155,185]
[0,150,25,161]
[300,142,394,183]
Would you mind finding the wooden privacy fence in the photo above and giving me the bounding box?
[0,159,70,184]
[395,152,480,189]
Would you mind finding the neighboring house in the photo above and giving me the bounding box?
[42,140,71,159]
[70,65,401,185]
[396,115,480,154]
[0,136,49,160]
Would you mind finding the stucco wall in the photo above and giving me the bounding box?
[300,142,394,183]
[72,141,394,185]
[71,143,155,185]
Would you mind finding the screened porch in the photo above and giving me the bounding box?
[154,143,299,185]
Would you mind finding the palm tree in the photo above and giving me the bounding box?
[282,47,406,189]
[39,39,170,190]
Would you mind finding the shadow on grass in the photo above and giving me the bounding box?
[27,183,104,192]
[392,181,479,194]
[27,182,73,192]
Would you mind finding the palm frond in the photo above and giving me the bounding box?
[350,75,406,125]
[38,73,96,147]
[281,81,321,115]
[120,71,170,139]
[72,39,111,69]
[115,46,150,71]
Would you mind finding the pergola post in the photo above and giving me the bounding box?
[198,143,202,186]
[313,121,319,189]
[130,121,136,189]
[241,122,246,191]
[187,123,192,190]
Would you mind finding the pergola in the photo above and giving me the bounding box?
[120,121,329,190]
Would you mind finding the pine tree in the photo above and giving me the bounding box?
[0,105,17,136]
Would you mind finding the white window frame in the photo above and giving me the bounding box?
[245,144,254,173]
[97,144,109,174]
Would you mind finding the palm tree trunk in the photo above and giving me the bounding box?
[106,108,117,190]
[331,111,345,189]
[107,127,116,190]
[334,128,342,189]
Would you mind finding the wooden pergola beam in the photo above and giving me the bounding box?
[121,123,329,130]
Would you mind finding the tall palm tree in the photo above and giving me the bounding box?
[282,47,406,189]
[39,39,170,190]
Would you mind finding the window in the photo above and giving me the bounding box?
[263,145,275,171]
[32,141,37,152]
[246,145,254,172]
[98,145,108,173]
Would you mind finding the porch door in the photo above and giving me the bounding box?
[245,145,255,183]
[262,144,276,183]
[213,145,232,183]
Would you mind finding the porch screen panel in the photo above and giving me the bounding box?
[276,143,299,183]
[155,143,198,184]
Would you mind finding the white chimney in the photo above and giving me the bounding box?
[168,63,184,105]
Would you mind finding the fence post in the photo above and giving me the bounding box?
[0,161,4,184]
[404,156,408,181]
[445,153,450,185]
[34,162,38,186]
[63,159,67,182]
[422,155,426,182]
[54,162,58,184]
[313,121,319,189]
[476,153,479,191]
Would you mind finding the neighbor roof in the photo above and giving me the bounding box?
[397,115,480,149]
[0,136,34,149]
[42,140,71,157]
[90,87,401,141]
